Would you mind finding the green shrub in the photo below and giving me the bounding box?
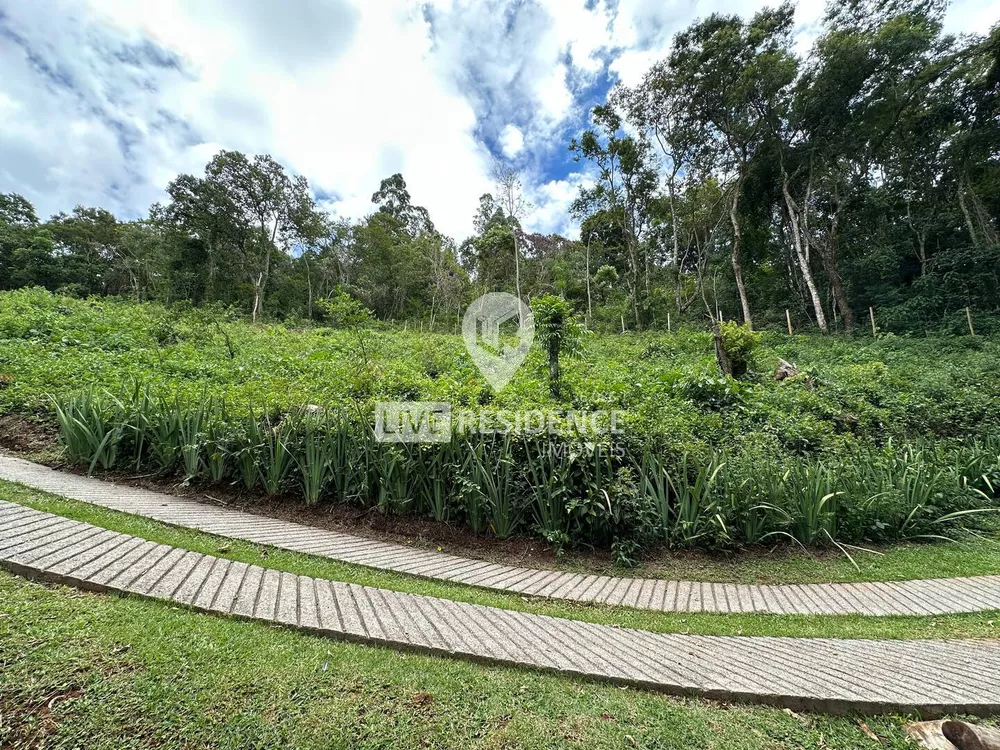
[531,294,585,397]
[315,288,374,329]
[719,321,761,378]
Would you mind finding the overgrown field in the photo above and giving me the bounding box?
[2,288,999,562]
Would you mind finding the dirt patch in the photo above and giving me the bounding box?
[0,414,59,456]
[92,471,588,572]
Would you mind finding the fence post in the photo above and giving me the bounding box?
[667,312,671,332]
[869,306,877,337]
[621,314,626,334]
[967,306,976,336]
[786,309,793,336]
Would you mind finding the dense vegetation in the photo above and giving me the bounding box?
[0,1,997,336]
[1,0,998,564]
[2,290,998,564]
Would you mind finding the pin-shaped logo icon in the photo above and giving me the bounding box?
[462,293,534,391]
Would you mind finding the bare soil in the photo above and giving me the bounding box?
[0,413,59,455]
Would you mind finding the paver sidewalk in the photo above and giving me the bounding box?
[2,454,999,616]
[2,499,999,716]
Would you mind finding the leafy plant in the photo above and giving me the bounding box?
[531,294,585,397]
[718,321,761,378]
[53,390,124,474]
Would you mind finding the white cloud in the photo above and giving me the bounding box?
[608,0,828,86]
[499,124,525,157]
[0,0,993,243]
[524,172,594,239]
[0,0,491,238]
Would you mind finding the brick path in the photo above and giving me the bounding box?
[2,499,999,716]
[2,454,999,616]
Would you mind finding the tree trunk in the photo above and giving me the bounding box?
[782,177,828,333]
[669,179,684,314]
[815,191,853,333]
[252,272,263,322]
[628,236,641,329]
[958,181,981,249]
[513,229,522,301]
[826,262,853,333]
[548,345,560,396]
[729,191,753,328]
[305,253,314,320]
[713,323,733,377]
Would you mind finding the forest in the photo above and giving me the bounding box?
[1,0,997,336]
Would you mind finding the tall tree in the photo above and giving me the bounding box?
[571,104,659,328]
[668,4,798,327]
[492,159,531,302]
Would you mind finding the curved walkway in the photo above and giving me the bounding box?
[2,499,999,716]
[2,454,999,617]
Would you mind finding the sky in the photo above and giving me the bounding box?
[0,0,996,242]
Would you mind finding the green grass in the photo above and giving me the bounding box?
[0,570,986,749]
[623,533,1000,585]
[3,480,999,642]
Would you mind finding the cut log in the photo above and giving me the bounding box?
[906,721,959,749]
[774,358,799,381]
[943,721,1000,750]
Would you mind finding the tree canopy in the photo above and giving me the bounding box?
[2,0,997,335]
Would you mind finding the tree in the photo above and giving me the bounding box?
[571,105,659,328]
[531,294,584,396]
[372,173,435,238]
[47,207,121,296]
[492,159,532,302]
[668,5,798,327]
[0,193,38,227]
[621,64,702,314]
[0,193,41,290]
[162,151,320,319]
[206,152,292,320]
[782,0,961,331]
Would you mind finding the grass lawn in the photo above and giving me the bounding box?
[3,480,998,642]
[0,570,974,750]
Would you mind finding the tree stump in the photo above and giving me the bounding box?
[774,358,799,381]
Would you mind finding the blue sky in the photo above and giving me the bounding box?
[1,0,996,241]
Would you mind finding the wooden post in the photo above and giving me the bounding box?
[785,309,793,336]
[621,314,626,334]
[667,312,671,332]
[869,306,876,337]
[967,306,975,336]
